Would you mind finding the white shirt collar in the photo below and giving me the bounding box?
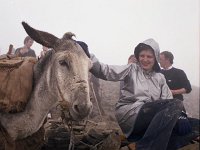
[164,65,173,70]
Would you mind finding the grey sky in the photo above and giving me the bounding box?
[0,0,199,87]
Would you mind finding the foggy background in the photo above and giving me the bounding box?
[0,0,199,88]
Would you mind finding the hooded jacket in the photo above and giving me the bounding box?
[90,38,172,137]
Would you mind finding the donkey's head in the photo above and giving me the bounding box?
[22,22,92,121]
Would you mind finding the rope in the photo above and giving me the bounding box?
[62,117,75,150]
[59,100,75,150]
[0,121,14,147]
[68,127,75,150]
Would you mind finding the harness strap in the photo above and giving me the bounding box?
[0,121,13,144]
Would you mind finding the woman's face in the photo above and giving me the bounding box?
[25,39,34,48]
[138,49,155,72]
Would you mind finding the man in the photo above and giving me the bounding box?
[160,51,192,101]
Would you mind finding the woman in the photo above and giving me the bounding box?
[15,36,36,57]
[90,39,190,150]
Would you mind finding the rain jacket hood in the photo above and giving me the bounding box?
[134,38,161,72]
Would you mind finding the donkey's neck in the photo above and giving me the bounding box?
[0,76,57,140]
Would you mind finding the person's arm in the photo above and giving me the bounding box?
[90,54,132,81]
[178,70,192,94]
[171,88,187,95]
[171,70,192,95]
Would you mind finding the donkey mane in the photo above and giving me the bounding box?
[34,50,54,83]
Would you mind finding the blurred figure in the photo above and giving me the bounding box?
[15,36,36,57]
[160,51,192,101]
[7,44,15,55]
[40,46,49,58]
[0,44,15,59]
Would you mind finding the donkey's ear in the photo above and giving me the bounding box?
[22,21,59,48]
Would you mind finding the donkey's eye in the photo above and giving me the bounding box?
[59,60,66,65]
[59,59,70,69]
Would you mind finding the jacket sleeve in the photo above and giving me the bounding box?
[160,74,173,99]
[90,54,132,81]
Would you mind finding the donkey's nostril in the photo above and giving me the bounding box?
[73,104,79,113]
[72,100,93,120]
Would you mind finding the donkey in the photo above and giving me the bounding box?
[0,22,92,149]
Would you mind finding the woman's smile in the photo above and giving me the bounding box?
[139,49,155,72]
